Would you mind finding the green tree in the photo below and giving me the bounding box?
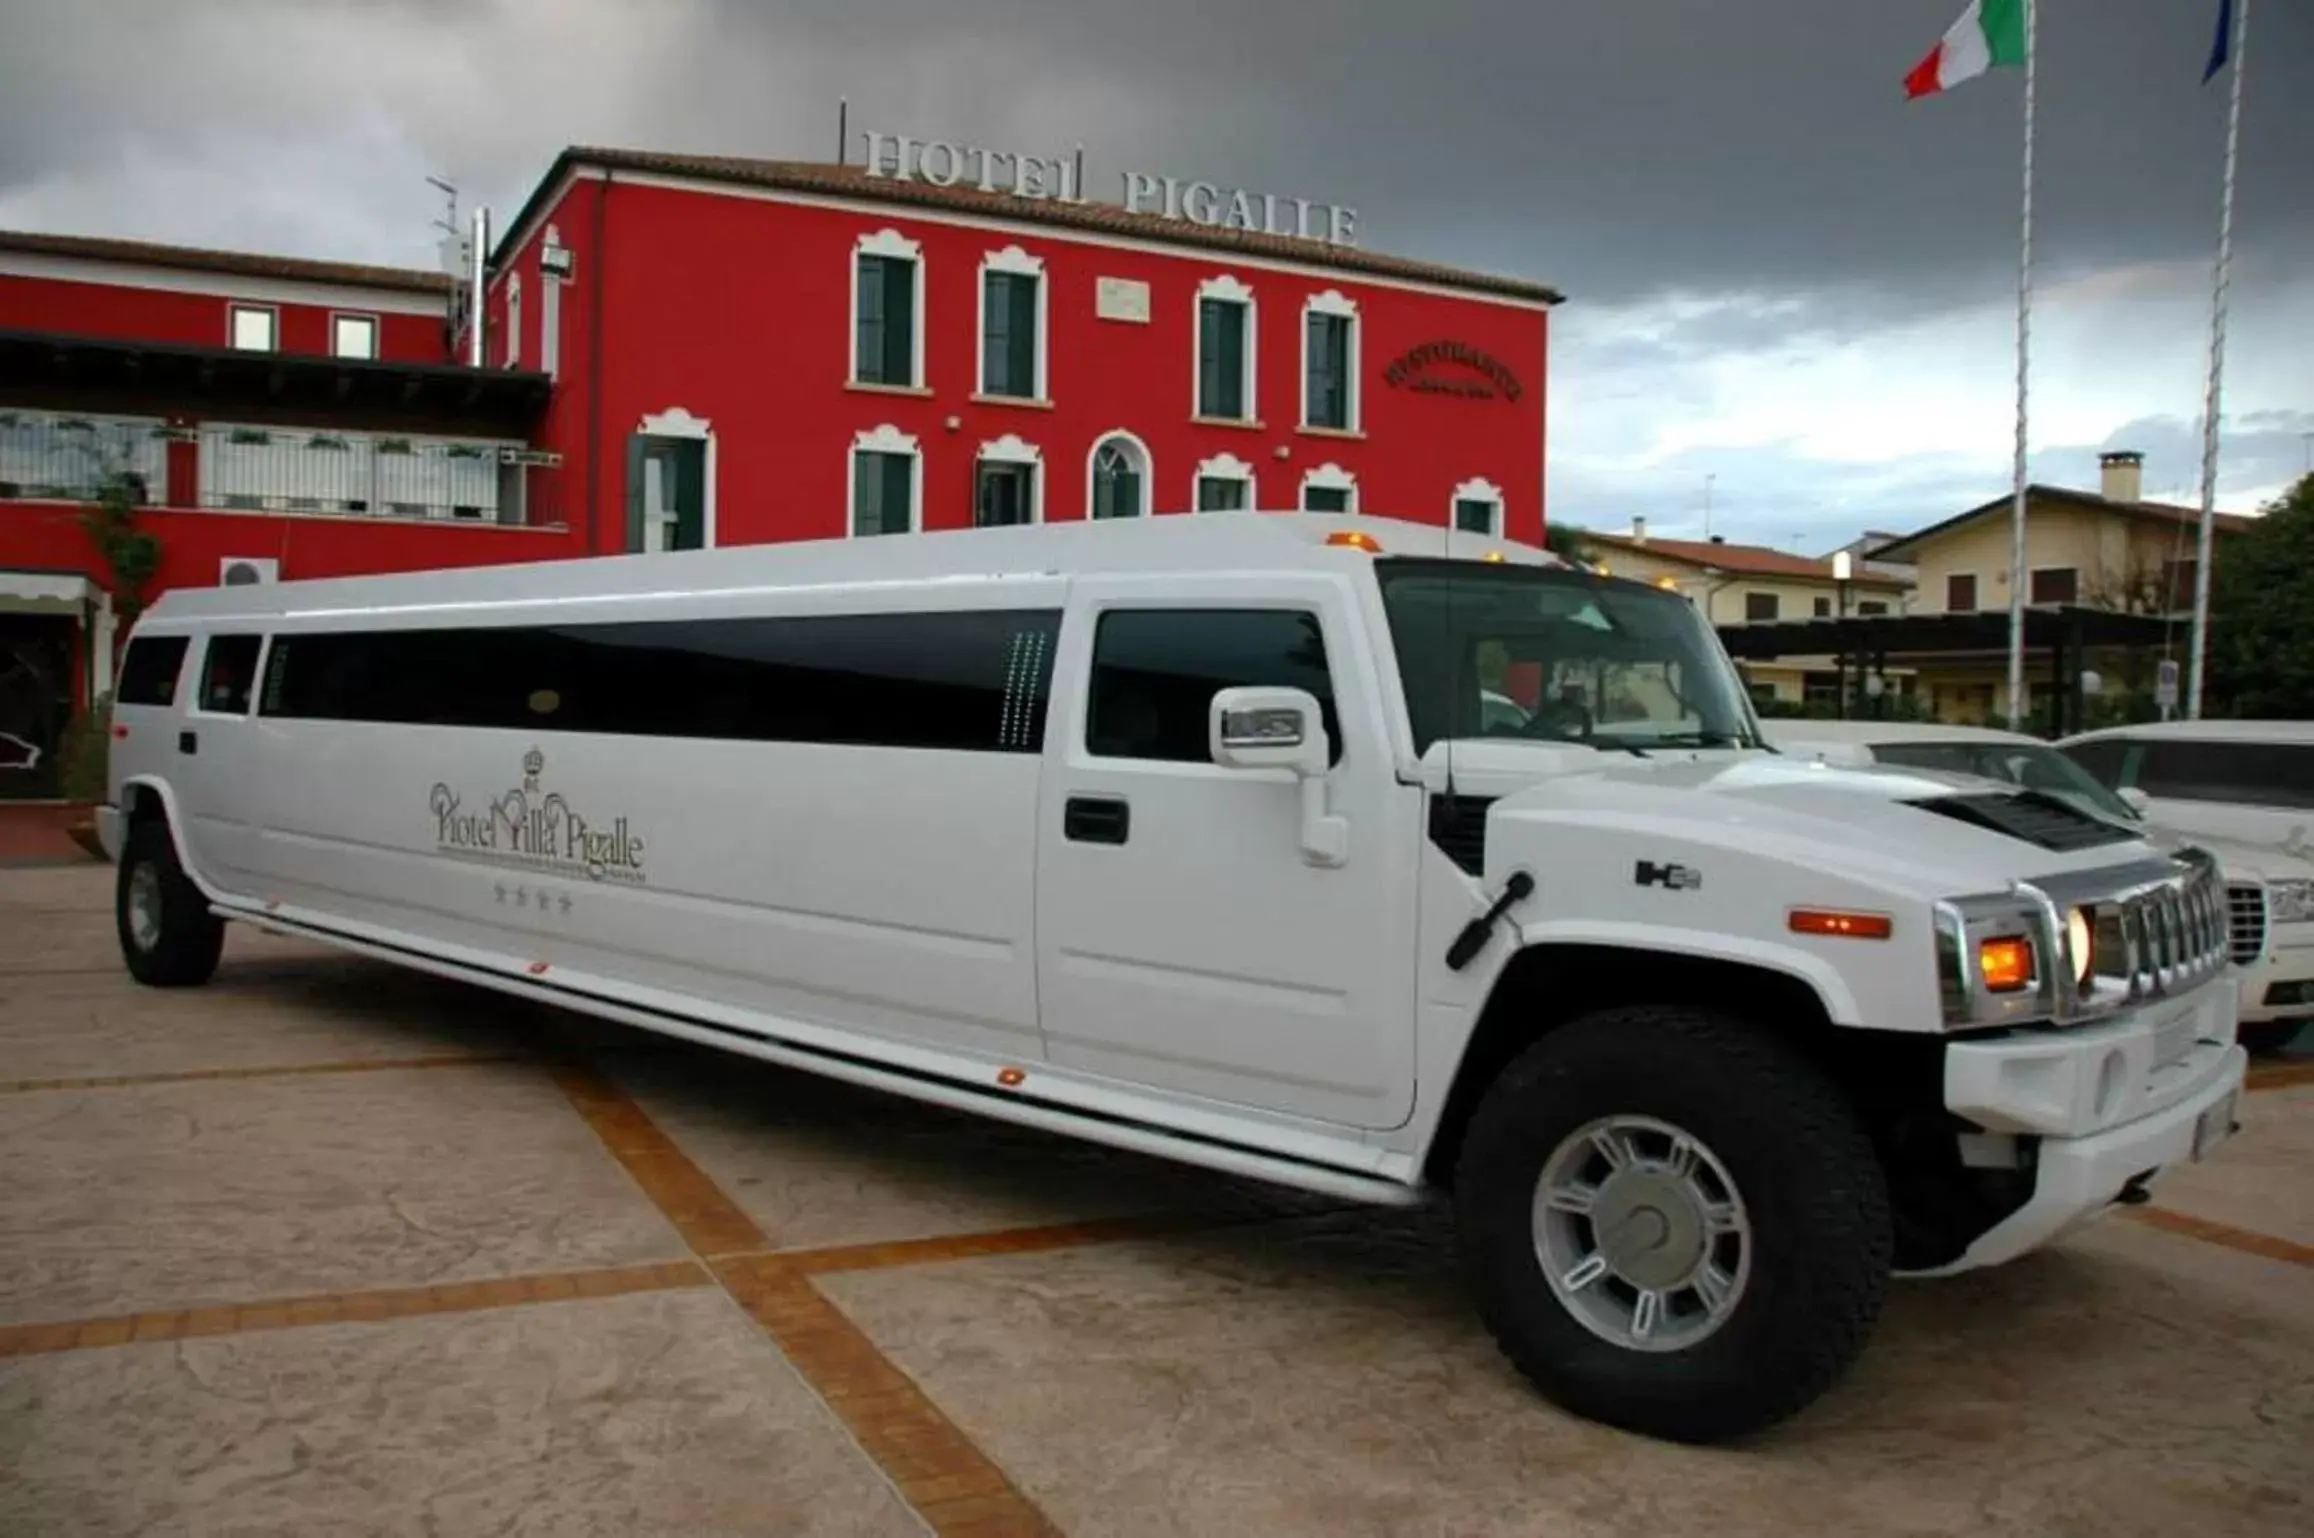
[78,465,163,636]
[2207,473,2314,717]
[1542,520,1593,565]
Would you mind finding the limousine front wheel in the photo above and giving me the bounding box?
[1454,1005,1891,1444]
[117,820,224,988]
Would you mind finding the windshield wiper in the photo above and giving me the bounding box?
[1639,730,1752,749]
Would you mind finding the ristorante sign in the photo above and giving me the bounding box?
[1381,340,1525,403]
[857,130,1360,248]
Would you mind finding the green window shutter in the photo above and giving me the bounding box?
[1199,300,1245,419]
[857,257,916,385]
[1196,475,1246,512]
[1306,312,1348,429]
[1303,485,1349,513]
[671,439,707,550]
[856,257,883,381]
[1454,498,1495,534]
[852,450,913,536]
[623,435,646,552]
[879,452,913,534]
[885,260,915,384]
[983,272,1038,397]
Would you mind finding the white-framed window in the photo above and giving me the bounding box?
[1086,431,1151,520]
[977,245,1047,401]
[504,274,523,369]
[852,228,925,389]
[1451,477,1505,536]
[975,433,1043,526]
[849,423,922,537]
[1195,275,1257,422]
[1193,451,1256,512]
[228,304,277,352]
[1299,461,1357,514]
[1301,289,1359,432]
[629,406,716,552]
[330,312,379,361]
[540,224,566,379]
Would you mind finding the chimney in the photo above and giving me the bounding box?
[1631,515,1648,545]
[1709,534,1725,545]
[2099,450,2144,504]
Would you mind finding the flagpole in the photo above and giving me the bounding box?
[2187,0,2249,720]
[2005,0,2038,732]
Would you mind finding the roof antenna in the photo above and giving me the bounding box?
[426,175,458,242]
[837,99,849,166]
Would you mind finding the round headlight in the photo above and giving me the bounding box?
[2067,906,2095,985]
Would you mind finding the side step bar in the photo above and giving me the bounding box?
[225,905,1428,1212]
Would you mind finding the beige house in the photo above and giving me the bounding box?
[1583,522,1910,708]
[1865,451,2254,722]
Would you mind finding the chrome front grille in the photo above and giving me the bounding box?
[2087,858,2231,1005]
[2227,882,2268,967]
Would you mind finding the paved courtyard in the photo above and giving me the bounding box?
[2,860,2310,1537]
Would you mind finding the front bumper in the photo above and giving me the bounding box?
[1925,979,2244,1274]
[95,803,123,863]
[2239,923,2314,1023]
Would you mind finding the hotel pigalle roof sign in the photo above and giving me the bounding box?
[858,130,1359,248]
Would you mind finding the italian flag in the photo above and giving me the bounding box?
[1905,0,2028,99]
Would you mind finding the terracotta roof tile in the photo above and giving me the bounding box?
[1584,532,1909,586]
[0,230,451,295]
[549,147,1563,304]
[1868,485,2257,560]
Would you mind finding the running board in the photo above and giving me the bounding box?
[223,905,1428,1211]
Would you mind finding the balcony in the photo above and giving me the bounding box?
[0,410,175,503]
[1,408,561,528]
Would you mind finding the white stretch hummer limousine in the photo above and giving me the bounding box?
[98,514,2244,1444]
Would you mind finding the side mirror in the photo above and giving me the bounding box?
[2118,786,2151,817]
[1209,686,1348,867]
[1211,686,1327,774]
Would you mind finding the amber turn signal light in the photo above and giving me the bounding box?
[1978,936,2034,993]
[1789,909,1893,940]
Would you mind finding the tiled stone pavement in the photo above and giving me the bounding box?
[2,866,2310,1536]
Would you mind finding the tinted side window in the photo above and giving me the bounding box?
[2058,739,2130,788]
[115,636,189,707]
[197,635,264,715]
[1087,609,1339,764]
[261,610,1059,754]
[2138,741,2314,810]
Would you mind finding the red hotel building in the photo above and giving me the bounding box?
[1,142,1559,797]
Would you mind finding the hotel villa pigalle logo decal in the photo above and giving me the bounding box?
[430,748,648,883]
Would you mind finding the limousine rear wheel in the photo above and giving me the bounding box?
[117,820,224,988]
[1454,1005,1891,1444]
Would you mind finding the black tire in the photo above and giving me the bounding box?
[1454,1006,1892,1444]
[2238,1020,2305,1058]
[116,818,224,988]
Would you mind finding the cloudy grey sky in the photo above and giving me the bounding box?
[3,0,2307,548]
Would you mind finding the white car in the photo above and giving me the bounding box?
[1765,720,2310,1056]
[97,514,2242,1445]
[2057,721,2314,1057]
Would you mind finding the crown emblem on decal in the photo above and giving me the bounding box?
[522,747,544,792]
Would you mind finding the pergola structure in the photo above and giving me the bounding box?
[1718,607,2184,736]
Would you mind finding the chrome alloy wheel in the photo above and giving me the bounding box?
[1532,1114,1752,1353]
[126,862,164,953]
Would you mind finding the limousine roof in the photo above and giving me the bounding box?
[143,514,1563,625]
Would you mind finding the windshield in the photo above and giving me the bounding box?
[1869,740,2140,823]
[1375,558,1762,754]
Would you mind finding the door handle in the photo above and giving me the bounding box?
[177,730,198,755]
[1063,795,1130,845]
